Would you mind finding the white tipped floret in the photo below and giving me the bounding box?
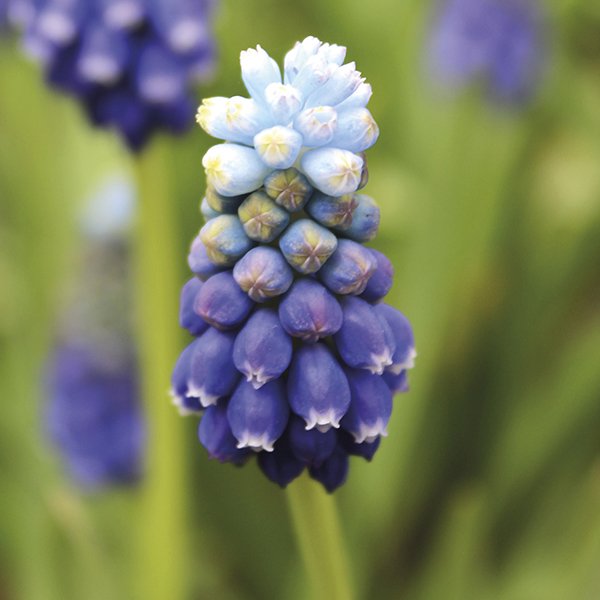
[367,348,394,375]
[388,347,417,374]
[170,392,203,417]
[186,383,219,408]
[304,407,342,431]
[236,430,275,452]
[38,11,77,45]
[352,419,389,444]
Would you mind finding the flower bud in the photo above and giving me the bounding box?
[341,194,380,242]
[233,247,294,302]
[257,431,306,487]
[356,151,369,190]
[335,82,373,112]
[301,148,363,196]
[306,191,358,230]
[200,214,255,267]
[338,429,381,461]
[308,445,349,493]
[237,191,290,243]
[203,143,272,197]
[264,167,313,212]
[278,278,343,343]
[372,303,416,374]
[196,97,237,143]
[340,368,392,443]
[188,328,240,407]
[326,108,379,153]
[227,378,289,451]
[287,343,351,431]
[240,44,282,106]
[224,96,273,145]
[233,309,293,388]
[200,197,220,221]
[279,219,338,274]
[198,400,252,464]
[305,62,364,109]
[187,234,225,281]
[265,83,303,124]
[254,126,303,169]
[194,271,254,330]
[205,185,246,214]
[288,54,331,98]
[293,106,338,147]
[360,249,393,303]
[284,37,323,83]
[382,370,409,394]
[179,277,209,336]
[317,43,347,67]
[317,239,377,295]
[288,414,337,466]
[333,296,395,374]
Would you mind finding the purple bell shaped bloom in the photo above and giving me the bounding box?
[339,429,381,461]
[317,239,377,295]
[360,249,393,304]
[205,186,246,214]
[76,23,129,85]
[233,309,293,389]
[187,328,240,406]
[258,431,306,488]
[198,400,251,464]
[287,414,337,467]
[179,277,209,336]
[170,341,197,404]
[278,278,342,343]
[263,167,313,213]
[194,270,254,330]
[187,234,225,281]
[287,343,351,432]
[200,214,255,267]
[340,368,392,443]
[279,219,338,274]
[383,370,410,394]
[306,191,358,230]
[373,303,417,374]
[233,246,293,302]
[309,445,349,493]
[334,296,395,374]
[227,378,290,452]
[341,194,380,243]
[237,191,290,243]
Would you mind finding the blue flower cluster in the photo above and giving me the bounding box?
[45,177,144,489]
[172,37,416,493]
[426,0,545,104]
[6,0,216,149]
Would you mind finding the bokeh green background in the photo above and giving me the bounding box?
[2,0,600,598]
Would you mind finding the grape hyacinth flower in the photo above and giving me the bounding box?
[46,176,144,488]
[426,0,546,104]
[172,37,416,493]
[6,0,216,149]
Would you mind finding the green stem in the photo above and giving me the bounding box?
[286,473,354,600]
[134,142,188,600]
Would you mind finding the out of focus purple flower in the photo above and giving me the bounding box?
[426,0,546,104]
[7,0,216,150]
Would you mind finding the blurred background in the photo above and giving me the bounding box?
[1,0,600,598]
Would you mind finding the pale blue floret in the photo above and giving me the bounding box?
[293,106,338,147]
[202,143,272,196]
[306,191,358,230]
[326,108,379,153]
[340,368,393,443]
[340,194,380,243]
[200,197,220,221]
[373,303,417,374]
[240,44,282,107]
[200,214,255,267]
[187,328,240,407]
[301,148,364,196]
[287,343,351,432]
[232,246,294,302]
[278,278,343,343]
[265,83,303,124]
[333,296,396,375]
[233,309,293,389]
[254,125,303,169]
[227,378,289,452]
[205,186,246,214]
[237,191,290,243]
[304,62,363,109]
[317,239,377,295]
[194,271,254,330]
[279,219,338,274]
[187,234,225,281]
[334,82,373,112]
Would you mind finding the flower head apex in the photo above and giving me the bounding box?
[198,37,378,197]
